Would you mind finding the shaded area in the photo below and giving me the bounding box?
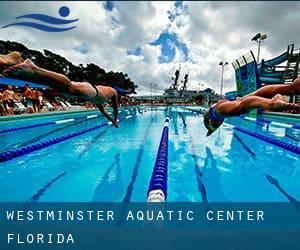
[27,172,67,202]
[92,153,123,202]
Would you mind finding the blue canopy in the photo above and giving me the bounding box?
[0,77,48,89]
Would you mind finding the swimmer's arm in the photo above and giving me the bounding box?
[111,92,119,123]
[96,104,118,128]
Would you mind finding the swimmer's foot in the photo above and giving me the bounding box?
[270,95,300,113]
[0,52,23,66]
[3,59,37,77]
[291,78,300,93]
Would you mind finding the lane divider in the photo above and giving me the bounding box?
[234,126,300,155]
[0,112,136,163]
[147,116,170,202]
[241,116,265,127]
[243,116,300,129]
[0,114,100,134]
[0,107,142,135]
[55,118,75,124]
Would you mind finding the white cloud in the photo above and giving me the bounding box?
[0,1,299,96]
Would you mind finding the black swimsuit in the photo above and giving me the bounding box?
[85,83,99,101]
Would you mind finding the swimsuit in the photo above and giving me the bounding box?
[6,99,14,108]
[83,83,130,103]
[113,85,130,94]
[208,107,225,122]
[84,83,100,101]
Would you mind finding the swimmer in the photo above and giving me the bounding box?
[4,59,133,127]
[204,78,300,136]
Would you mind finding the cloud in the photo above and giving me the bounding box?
[0,1,299,95]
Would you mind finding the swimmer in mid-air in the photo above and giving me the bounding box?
[3,58,133,127]
[204,78,300,136]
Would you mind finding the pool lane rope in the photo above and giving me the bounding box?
[234,126,300,155]
[147,116,170,202]
[0,113,101,134]
[0,113,136,163]
[242,116,300,130]
[0,107,142,135]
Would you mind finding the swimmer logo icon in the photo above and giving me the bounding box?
[2,6,79,32]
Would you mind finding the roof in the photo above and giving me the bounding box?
[0,77,48,89]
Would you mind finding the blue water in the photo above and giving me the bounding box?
[0,106,299,202]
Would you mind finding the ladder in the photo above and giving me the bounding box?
[282,45,300,103]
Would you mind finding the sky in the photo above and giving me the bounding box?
[0,1,300,95]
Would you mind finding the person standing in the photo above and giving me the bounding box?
[0,89,7,116]
[22,84,34,113]
[31,88,39,113]
[3,85,16,115]
[37,89,44,112]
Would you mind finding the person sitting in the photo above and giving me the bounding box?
[204,79,300,136]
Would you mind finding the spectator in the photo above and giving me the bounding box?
[37,89,44,112]
[31,88,39,112]
[3,85,16,115]
[22,84,34,113]
[0,89,7,116]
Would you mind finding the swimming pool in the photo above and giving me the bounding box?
[0,106,299,202]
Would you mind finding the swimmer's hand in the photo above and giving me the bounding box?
[112,120,119,128]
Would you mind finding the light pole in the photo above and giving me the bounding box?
[251,33,267,63]
[219,61,228,99]
[150,83,153,99]
[154,84,157,101]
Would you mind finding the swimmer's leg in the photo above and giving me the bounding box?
[242,78,300,99]
[4,59,76,93]
[218,94,300,115]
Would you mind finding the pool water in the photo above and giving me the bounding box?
[0,106,299,202]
